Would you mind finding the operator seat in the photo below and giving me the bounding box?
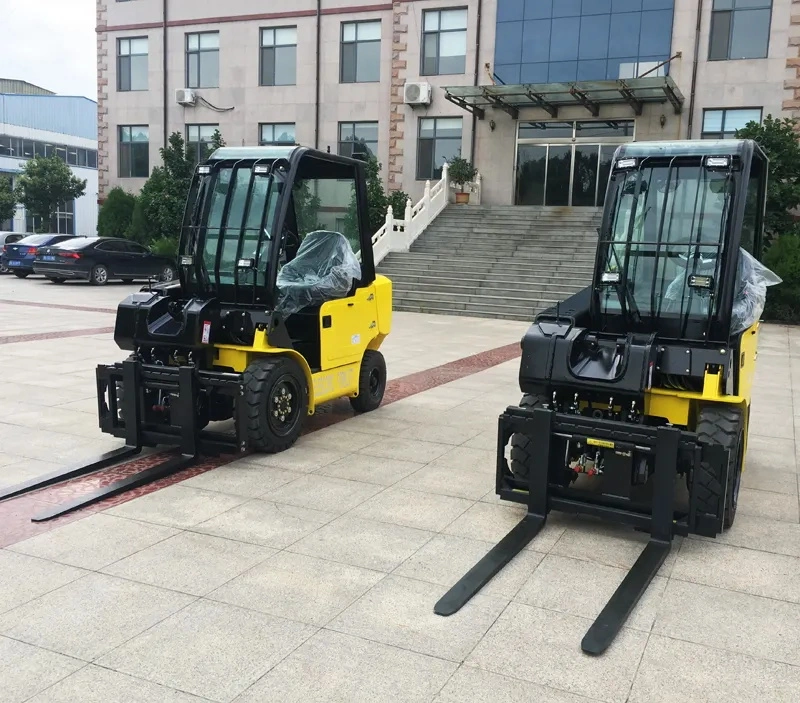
[276,230,362,317]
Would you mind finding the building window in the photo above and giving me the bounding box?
[186,124,219,164]
[27,200,74,235]
[260,27,297,86]
[337,122,379,159]
[259,123,296,145]
[118,125,149,178]
[186,32,219,88]
[421,8,467,76]
[0,136,98,168]
[709,0,772,61]
[117,37,148,91]
[340,21,381,83]
[417,117,462,181]
[701,108,762,139]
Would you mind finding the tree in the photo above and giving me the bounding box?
[14,156,86,233]
[127,131,194,245]
[735,115,800,245]
[97,187,137,237]
[210,129,226,151]
[0,175,16,225]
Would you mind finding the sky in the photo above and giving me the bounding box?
[1,0,97,99]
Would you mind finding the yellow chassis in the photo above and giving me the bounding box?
[204,275,392,412]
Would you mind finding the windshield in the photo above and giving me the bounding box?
[599,161,734,326]
[199,166,281,292]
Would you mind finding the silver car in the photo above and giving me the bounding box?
[0,232,25,274]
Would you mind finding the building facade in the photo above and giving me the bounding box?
[0,90,99,234]
[97,0,794,208]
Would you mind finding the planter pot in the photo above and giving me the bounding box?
[455,191,470,205]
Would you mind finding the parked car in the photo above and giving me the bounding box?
[32,237,177,285]
[0,234,82,278]
[0,232,26,274]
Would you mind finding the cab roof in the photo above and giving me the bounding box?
[615,139,761,159]
[206,146,298,162]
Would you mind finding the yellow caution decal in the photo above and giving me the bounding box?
[586,438,615,449]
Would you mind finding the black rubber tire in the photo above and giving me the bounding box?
[13,271,29,278]
[694,405,744,530]
[349,350,387,413]
[47,277,66,284]
[90,264,109,285]
[509,393,549,481]
[160,265,177,283]
[243,356,308,453]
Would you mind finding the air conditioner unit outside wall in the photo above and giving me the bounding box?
[403,82,432,106]
[176,89,197,106]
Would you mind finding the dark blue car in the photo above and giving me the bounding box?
[1,234,81,278]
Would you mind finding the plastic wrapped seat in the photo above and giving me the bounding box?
[276,230,361,316]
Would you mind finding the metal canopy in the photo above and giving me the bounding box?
[444,76,684,120]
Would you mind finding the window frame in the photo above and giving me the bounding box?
[339,19,382,84]
[700,107,763,140]
[708,0,773,61]
[186,124,220,164]
[258,123,297,146]
[420,6,468,77]
[117,36,148,92]
[337,121,380,159]
[185,31,220,89]
[416,116,463,181]
[259,26,297,86]
[118,125,150,179]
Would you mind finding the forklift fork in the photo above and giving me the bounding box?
[434,407,681,656]
[0,361,214,522]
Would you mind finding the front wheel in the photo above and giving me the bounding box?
[90,264,109,285]
[508,393,549,482]
[350,350,387,413]
[693,405,744,530]
[47,277,66,284]
[13,271,29,279]
[242,356,308,453]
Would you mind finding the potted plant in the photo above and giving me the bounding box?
[448,155,477,205]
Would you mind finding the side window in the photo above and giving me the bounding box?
[97,240,125,253]
[125,242,149,254]
[292,169,362,259]
[740,156,765,257]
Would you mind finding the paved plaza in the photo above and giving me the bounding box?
[0,273,799,702]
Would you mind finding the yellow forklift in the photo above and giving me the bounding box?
[0,146,392,519]
[435,139,780,654]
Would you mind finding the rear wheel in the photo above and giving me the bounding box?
[243,356,308,453]
[509,393,549,482]
[47,277,66,284]
[13,271,29,278]
[90,264,109,285]
[694,405,744,530]
[350,350,387,413]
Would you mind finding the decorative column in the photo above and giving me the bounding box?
[388,1,408,192]
[96,0,109,203]
[785,5,800,123]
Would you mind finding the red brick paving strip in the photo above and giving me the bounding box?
[0,326,522,546]
[0,327,116,345]
[0,299,117,315]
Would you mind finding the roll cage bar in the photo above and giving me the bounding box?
[177,146,376,309]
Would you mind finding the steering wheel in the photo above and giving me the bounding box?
[666,237,719,270]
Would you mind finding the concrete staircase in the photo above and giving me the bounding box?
[377,205,603,321]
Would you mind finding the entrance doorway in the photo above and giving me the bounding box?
[515,120,634,207]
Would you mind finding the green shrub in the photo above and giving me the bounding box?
[98,187,136,238]
[149,236,179,261]
[387,189,410,217]
[763,230,800,323]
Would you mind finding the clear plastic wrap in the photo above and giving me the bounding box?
[661,247,780,334]
[731,247,782,335]
[276,230,361,316]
